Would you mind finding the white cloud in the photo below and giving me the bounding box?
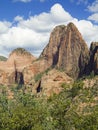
[88,13,98,22]
[0,3,98,57]
[14,16,24,22]
[16,3,73,32]
[0,21,11,34]
[13,0,32,3]
[88,0,98,13]
[87,0,98,22]
[50,4,73,23]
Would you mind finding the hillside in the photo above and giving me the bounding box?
[0,75,97,130]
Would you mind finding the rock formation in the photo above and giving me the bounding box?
[7,48,36,72]
[39,69,73,97]
[0,22,97,97]
[23,58,50,85]
[23,68,73,96]
[0,48,36,85]
[89,42,98,74]
[23,22,91,95]
[40,23,89,78]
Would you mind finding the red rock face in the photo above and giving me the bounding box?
[7,53,35,72]
[40,23,89,78]
[40,25,67,66]
[23,58,50,85]
[23,23,90,86]
[40,69,73,97]
[23,25,68,84]
[0,48,36,85]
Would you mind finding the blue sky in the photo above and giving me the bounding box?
[0,0,98,57]
[0,0,93,21]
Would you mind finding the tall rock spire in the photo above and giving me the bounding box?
[40,22,89,78]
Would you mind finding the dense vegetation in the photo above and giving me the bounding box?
[0,78,98,130]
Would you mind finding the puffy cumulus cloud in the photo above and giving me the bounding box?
[50,4,73,23]
[87,0,98,22]
[88,13,98,22]
[1,26,49,49]
[14,16,24,22]
[0,26,49,57]
[0,21,11,34]
[0,3,98,57]
[16,4,73,32]
[0,3,73,57]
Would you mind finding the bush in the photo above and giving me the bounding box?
[0,77,97,130]
[70,80,84,98]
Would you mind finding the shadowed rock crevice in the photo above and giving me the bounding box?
[36,81,42,93]
[89,42,98,74]
[78,53,90,77]
[53,44,61,66]
[15,71,24,85]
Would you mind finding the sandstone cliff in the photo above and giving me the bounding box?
[0,23,98,97]
[0,48,36,85]
[39,69,73,97]
[40,23,89,78]
[23,23,91,96]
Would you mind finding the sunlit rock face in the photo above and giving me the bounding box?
[0,48,36,85]
[40,23,89,78]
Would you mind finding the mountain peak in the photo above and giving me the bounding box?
[10,48,32,56]
[67,22,76,27]
[53,25,66,30]
[41,22,89,78]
